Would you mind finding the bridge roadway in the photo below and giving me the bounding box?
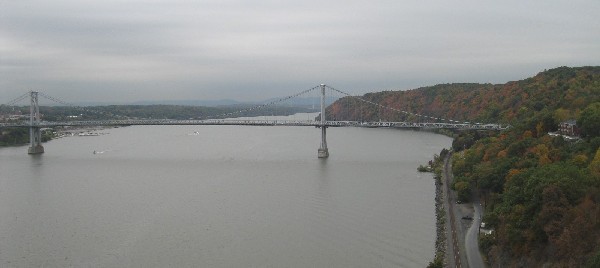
[0,119,507,130]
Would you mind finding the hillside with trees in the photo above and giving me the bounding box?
[328,66,600,267]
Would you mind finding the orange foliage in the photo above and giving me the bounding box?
[505,169,521,183]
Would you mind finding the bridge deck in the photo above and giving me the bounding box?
[0,119,507,130]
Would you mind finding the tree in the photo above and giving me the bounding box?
[454,181,471,202]
[427,256,444,268]
[579,102,600,137]
[591,148,600,179]
[553,108,571,123]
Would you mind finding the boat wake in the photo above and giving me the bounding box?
[93,149,113,154]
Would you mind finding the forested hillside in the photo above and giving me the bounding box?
[328,66,598,126]
[328,66,600,267]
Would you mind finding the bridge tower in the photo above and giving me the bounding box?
[318,84,329,158]
[28,91,44,154]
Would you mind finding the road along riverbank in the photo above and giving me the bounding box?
[441,150,486,268]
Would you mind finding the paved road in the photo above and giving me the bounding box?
[466,198,485,268]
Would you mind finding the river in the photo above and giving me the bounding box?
[0,114,452,267]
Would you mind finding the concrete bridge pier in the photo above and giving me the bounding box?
[318,126,329,158]
[28,127,44,154]
[27,91,44,154]
[317,84,329,158]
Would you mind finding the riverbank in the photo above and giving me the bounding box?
[425,149,466,267]
[0,126,117,147]
[424,149,450,268]
[53,126,113,139]
[0,127,53,146]
[430,166,447,267]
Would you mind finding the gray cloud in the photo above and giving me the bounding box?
[1,0,599,104]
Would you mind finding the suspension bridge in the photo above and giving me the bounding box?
[1,84,507,157]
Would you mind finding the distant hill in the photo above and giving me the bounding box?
[89,96,338,108]
[129,99,241,107]
[328,66,599,126]
[328,66,600,267]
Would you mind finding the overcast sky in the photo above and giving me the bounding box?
[1,0,599,104]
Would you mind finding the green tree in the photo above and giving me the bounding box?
[553,108,571,123]
[427,256,443,268]
[591,148,600,179]
[454,181,471,202]
[579,102,600,137]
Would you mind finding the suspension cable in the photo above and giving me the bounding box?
[211,85,322,119]
[4,92,30,106]
[37,92,124,119]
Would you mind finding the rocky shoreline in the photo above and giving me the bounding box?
[432,173,447,266]
[425,149,451,268]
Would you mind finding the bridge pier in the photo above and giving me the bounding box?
[317,84,329,158]
[318,126,329,158]
[27,91,44,154]
[28,127,44,154]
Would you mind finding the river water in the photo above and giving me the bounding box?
[0,114,452,267]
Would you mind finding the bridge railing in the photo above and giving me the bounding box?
[0,119,508,130]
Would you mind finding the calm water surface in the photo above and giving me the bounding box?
[0,114,451,267]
